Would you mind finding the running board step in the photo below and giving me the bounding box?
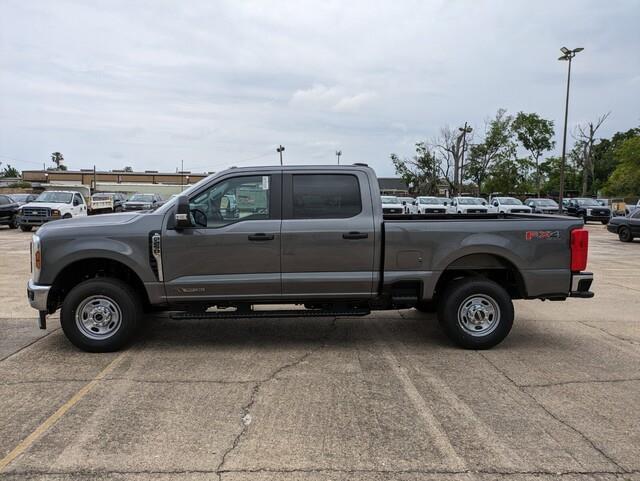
[170,308,371,320]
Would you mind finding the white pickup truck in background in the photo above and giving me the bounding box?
[17,190,88,231]
[488,196,533,214]
[89,192,126,214]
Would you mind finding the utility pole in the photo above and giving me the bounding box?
[557,47,583,213]
[93,165,97,193]
[458,123,473,194]
[277,145,285,165]
[180,159,184,191]
[336,150,342,165]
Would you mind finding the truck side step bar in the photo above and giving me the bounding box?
[170,307,371,320]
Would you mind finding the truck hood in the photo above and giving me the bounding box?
[38,212,142,233]
[382,203,404,209]
[20,202,71,211]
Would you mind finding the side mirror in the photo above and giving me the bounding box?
[175,196,192,229]
[402,201,407,205]
[482,201,487,206]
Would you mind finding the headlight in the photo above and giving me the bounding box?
[143,203,152,209]
[31,234,41,282]
[51,209,61,216]
[586,208,592,215]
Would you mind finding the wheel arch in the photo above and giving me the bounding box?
[431,252,527,302]
[48,257,150,313]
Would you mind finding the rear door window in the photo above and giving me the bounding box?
[292,174,361,219]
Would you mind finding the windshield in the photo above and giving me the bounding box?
[381,196,399,204]
[34,192,72,204]
[437,198,449,203]
[129,194,154,202]
[475,198,487,204]
[576,198,600,207]
[497,197,522,205]
[458,198,480,205]
[419,198,440,205]
[92,194,113,200]
[10,194,28,202]
[531,199,557,207]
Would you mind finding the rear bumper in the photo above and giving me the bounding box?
[569,272,594,298]
[27,279,51,311]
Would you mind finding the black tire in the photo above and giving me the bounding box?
[618,226,633,243]
[8,216,17,229]
[437,277,514,349]
[20,225,32,232]
[415,300,436,313]
[62,213,72,219]
[601,219,609,225]
[581,212,588,224]
[61,278,141,352]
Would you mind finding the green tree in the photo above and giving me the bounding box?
[50,152,66,170]
[390,142,439,195]
[511,112,555,196]
[1,164,20,178]
[465,109,513,194]
[603,137,640,197]
[123,166,133,172]
[592,127,640,193]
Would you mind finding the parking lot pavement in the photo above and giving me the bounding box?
[0,224,638,480]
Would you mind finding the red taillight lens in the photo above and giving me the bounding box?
[571,228,588,272]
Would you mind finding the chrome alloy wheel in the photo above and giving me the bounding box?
[75,295,122,340]
[457,294,501,337]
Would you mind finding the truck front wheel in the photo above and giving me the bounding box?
[437,277,514,349]
[61,278,141,352]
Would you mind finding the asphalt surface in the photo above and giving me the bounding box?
[0,223,638,481]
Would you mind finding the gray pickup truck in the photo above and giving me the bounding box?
[27,165,593,352]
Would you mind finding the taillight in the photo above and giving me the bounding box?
[571,228,588,272]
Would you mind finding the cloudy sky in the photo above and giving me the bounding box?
[1,0,639,176]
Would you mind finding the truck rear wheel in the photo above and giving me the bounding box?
[437,277,514,349]
[20,225,32,232]
[61,278,141,352]
[618,226,633,242]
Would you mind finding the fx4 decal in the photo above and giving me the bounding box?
[526,230,560,240]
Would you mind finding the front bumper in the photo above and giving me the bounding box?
[569,272,594,298]
[18,215,60,226]
[27,279,51,311]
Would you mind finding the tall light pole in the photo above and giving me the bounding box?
[336,150,342,165]
[277,145,285,165]
[458,123,472,193]
[557,46,583,213]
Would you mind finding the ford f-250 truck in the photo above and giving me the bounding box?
[27,164,593,352]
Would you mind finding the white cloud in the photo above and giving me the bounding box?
[0,0,638,176]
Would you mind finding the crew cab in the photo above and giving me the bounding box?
[415,196,448,214]
[448,197,488,214]
[565,198,611,224]
[27,165,594,352]
[17,191,87,232]
[397,196,418,214]
[489,197,532,214]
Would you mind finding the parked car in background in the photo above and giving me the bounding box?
[607,209,640,242]
[90,192,126,214]
[525,198,560,214]
[415,196,448,214]
[381,195,404,214]
[565,198,611,224]
[397,196,417,214]
[0,194,19,229]
[488,197,532,214]
[624,200,640,216]
[123,193,164,211]
[9,193,38,206]
[17,191,88,232]
[448,197,488,214]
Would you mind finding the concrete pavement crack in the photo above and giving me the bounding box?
[214,317,338,480]
[477,351,628,474]
[0,327,61,362]
[578,320,639,346]
[521,378,640,389]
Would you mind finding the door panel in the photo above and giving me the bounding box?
[162,173,282,302]
[281,172,376,298]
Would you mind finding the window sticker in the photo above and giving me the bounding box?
[262,176,269,190]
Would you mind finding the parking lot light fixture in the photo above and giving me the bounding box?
[557,46,583,214]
